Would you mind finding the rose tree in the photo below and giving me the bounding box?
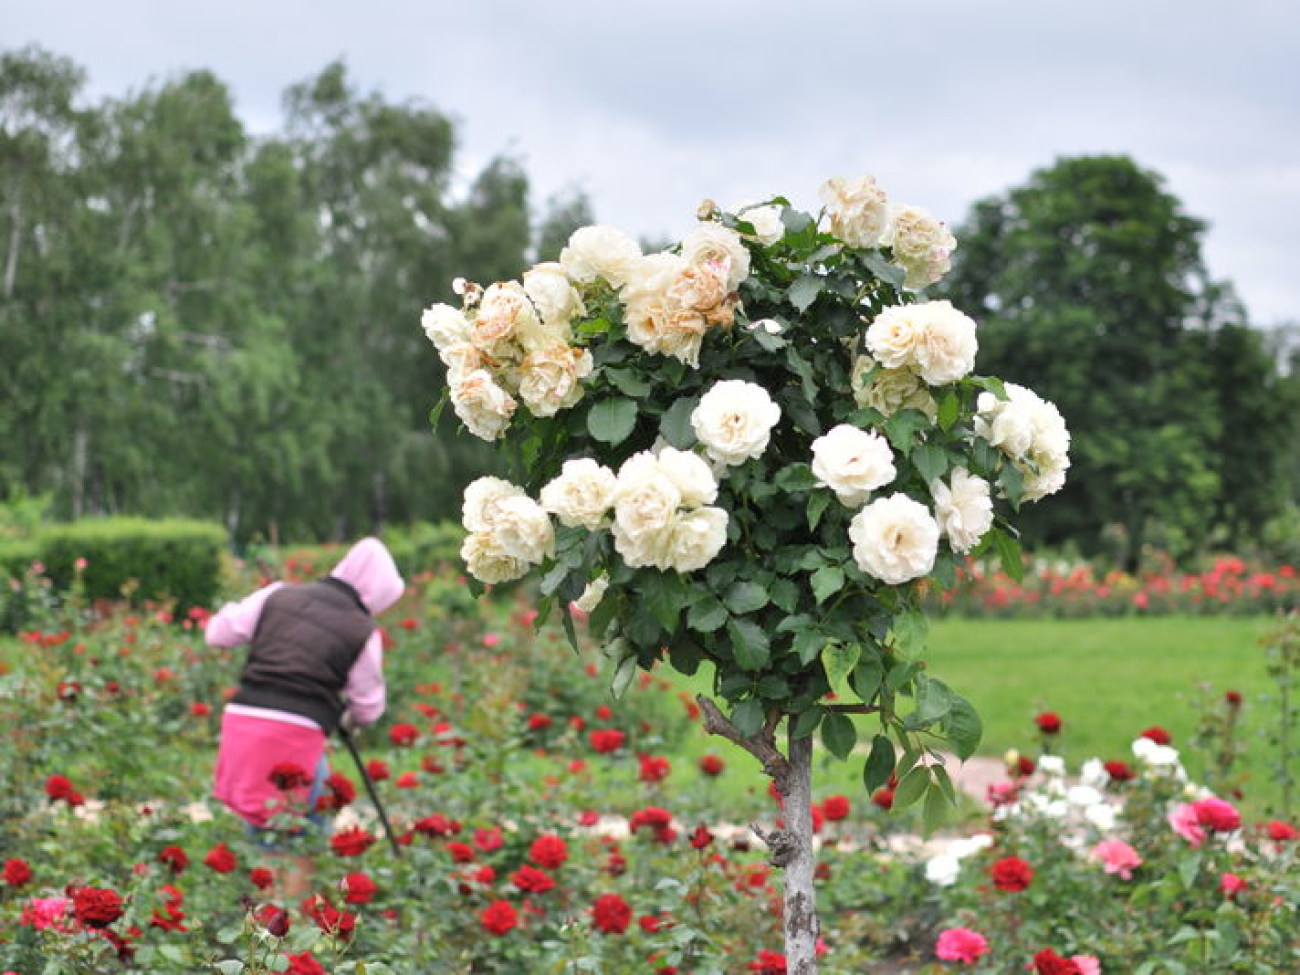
[422,175,1069,972]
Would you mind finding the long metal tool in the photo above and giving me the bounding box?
[336,724,403,857]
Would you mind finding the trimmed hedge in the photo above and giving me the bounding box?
[37,518,227,613]
[0,537,39,579]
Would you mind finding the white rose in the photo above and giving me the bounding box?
[559,224,642,288]
[948,834,994,859]
[462,476,525,533]
[540,458,618,530]
[573,574,609,613]
[622,253,711,367]
[930,468,993,553]
[421,303,471,352]
[620,251,684,296]
[690,380,782,467]
[866,301,977,385]
[1079,758,1110,789]
[491,495,555,565]
[851,356,937,419]
[667,506,729,572]
[924,854,960,887]
[680,222,750,291]
[883,203,957,289]
[472,281,537,352]
[655,447,718,507]
[810,424,896,507]
[613,454,682,542]
[819,175,889,248]
[522,262,583,336]
[1038,755,1066,777]
[516,344,593,417]
[1067,785,1104,807]
[1084,803,1118,831]
[975,384,1071,501]
[611,519,675,569]
[848,493,940,584]
[734,203,784,245]
[668,259,731,315]
[460,531,529,585]
[451,369,517,441]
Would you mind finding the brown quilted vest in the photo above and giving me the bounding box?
[231,577,374,733]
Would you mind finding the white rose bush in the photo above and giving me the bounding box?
[422,176,1070,972]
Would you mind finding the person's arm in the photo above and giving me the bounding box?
[203,583,283,648]
[342,631,386,727]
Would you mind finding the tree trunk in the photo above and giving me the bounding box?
[71,425,87,519]
[3,198,21,299]
[781,730,820,974]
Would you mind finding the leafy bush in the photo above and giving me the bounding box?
[383,521,466,576]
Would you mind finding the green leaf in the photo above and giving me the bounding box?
[851,654,884,704]
[903,675,953,730]
[644,573,685,632]
[885,659,921,693]
[732,698,765,738]
[792,707,824,738]
[911,443,949,484]
[773,463,817,492]
[931,762,958,805]
[883,408,930,452]
[788,273,823,312]
[943,695,983,761]
[668,636,703,676]
[892,764,930,810]
[727,618,770,671]
[659,396,699,449]
[862,734,896,792]
[1178,852,1201,891]
[605,367,652,397]
[892,610,929,655]
[820,711,857,760]
[793,628,827,665]
[922,780,951,833]
[998,462,1025,509]
[687,595,728,633]
[861,251,907,288]
[937,390,960,431]
[821,642,861,695]
[724,581,769,615]
[810,565,845,605]
[806,491,832,531]
[994,530,1024,582]
[770,578,800,613]
[215,962,245,975]
[588,397,639,445]
[610,653,638,699]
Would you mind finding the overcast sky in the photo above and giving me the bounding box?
[5,0,1297,323]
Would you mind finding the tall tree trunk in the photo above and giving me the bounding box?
[781,730,820,974]
[3,198,21,299]
[71,425,87,519]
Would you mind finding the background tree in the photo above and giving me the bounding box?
[938,155,1294,567]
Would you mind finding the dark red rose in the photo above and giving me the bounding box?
[365,759,390,781]
[1035,712,1062,734]
[511,865,556,894]
[268,763,310,790]
[1103,760,1135,782]
[315,772,356,812]
[871,788,895,811]
[445,841,475,863]
[1193,797,1241,833]
[699,754,725,776]
[822,795,851,821]
[1032,948,1082,975]
[330,826,376,857]
[72,886,124,929]
[250,867,275,890]
[748,949,788,974]
[204,842,237,873]
[157,845,189,875]
[3,858,32,887]
[1140,726,1172,745]
[388,723,419,747]
[341,872,377,904]
[1225,690,1243,707]
[480,900,518,935]
[990,856,1034,892]
[638,754,671,783]
[690,824,714,849]
[529,834,569,869]
[45,774,76,803]
[284,950,326,974]
[591,892,632,934]
[589,729,626,754]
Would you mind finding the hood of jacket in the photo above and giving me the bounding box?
[329,537,404,615]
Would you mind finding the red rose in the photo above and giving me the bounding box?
[990,856,1034,892]
[341,872,377,904]
[250,867,275,890]
[748,949,788,974]
[595,704,613,722]
[330,825,376,857]
[57,680,80,702]
[204,842,237,873]
[1193,797,1241,833]
[699,754,725,776]
[1032,948,1082,975]
[315,772,356,812]
[528,713,553,731]
[590,892,632,934]
[1035,711,1062,734]
[303,895,356,938]
[871,788,895,811]
[190,701,211,717]
[72,886,124,929]
[529,834,569,869]
[480,900,518,935]
[388,723,419,747]
[157,845,189,875]
[511,865,556,893]
[395,772,419,789]
[1140,726,1172,745]
[284,951,326,975]
[589,729,626,754]
[474,827,504,851]
[3,858,32,887]
[268,763,310,790]
[44,774,76,803]
[414,814,459,837]
[1103,760,1135,782]
[822,795,851,821]
[1225,690,1243,707]
[256,904,290,937]
[690,824,714,849]
[1220,872,1245,898]
[638,754,671,783]
[1266,820,1298,843]
[446,841,475,863]
[365,759,390,781]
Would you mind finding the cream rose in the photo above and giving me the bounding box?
[460,531,529,585]
[655,447,718,507]
[573,574,609,613]
[819,175,889,248]
[540,458,618,530]
[471,281,537,352]
[613,454,682,542]
[667,506,729,572]
[975,384,1071,501]
[522,262,583,336]
[516,344,593,417]
[559,224,642,288]
[851,356,938,419]
[734,203,784,245]
[690,380,782,467]
[421,303,471,353]
[490,495,555,565]
[451,369,517,441]
[848,493,940,584]
[810,425,897,507]
[462,476,526,533]
[865,301,977,385]
[883,203,957,290]
[930,468,994,553]
[680,222,750,291]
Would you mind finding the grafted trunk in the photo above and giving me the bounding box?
[780,731,820,973]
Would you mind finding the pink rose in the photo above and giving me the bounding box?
[935,927,990,964]
[1169,803,1206,848]
[1090,839,1142,880]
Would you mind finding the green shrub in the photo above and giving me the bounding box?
[384,520,466,576]
[37,518,227,614]
[0,537,39,579]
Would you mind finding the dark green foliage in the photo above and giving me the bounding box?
[37,518,226,612]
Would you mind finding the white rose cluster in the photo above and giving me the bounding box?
[848,493,941,584]
[691,380,782,468]
[929,468,994,554]
[422,265,592,441]
[459,476,555,584]
[610,447,729,572]
[819,175,890,248]
[810,424,896,507]
[850,354,937,420]
[975,383,1071,501]
[865,301,978,386]
[617,222,749,367]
